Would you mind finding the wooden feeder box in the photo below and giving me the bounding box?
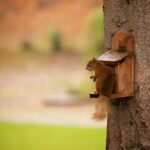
[98,32,135,100]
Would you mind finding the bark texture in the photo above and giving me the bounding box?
[103,0,150,150]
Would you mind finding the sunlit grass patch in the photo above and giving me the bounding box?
[0,122,106,150]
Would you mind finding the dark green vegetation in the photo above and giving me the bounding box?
[0,122,106,150]
[83,9,104,58]
[50,29,62,52]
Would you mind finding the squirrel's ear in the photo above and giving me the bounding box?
[92,57,96,61]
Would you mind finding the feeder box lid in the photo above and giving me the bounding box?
[98,50,130,65]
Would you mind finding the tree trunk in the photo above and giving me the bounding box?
[103,0,150,149]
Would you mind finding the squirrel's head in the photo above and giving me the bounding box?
[86,57,98,71]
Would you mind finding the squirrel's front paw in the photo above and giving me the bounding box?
[90,76,96,82]
[93,78,96,82]
[90,76,94,79]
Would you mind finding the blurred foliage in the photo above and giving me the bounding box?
[46,74,94,97]
[82,9,104,58]
[66,75,95,97]
[49,29,62,52]
[0,122,106,150]
[78,77,95,97]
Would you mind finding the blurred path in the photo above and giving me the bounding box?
[0,101,106,127]
[0,52,106,127]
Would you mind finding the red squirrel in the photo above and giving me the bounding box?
[86,57,114,120]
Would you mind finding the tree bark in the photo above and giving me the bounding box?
[103,0,150,150]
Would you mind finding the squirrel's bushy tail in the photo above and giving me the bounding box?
[92,95,110,120]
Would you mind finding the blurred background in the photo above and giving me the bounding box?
[0,0,106,150]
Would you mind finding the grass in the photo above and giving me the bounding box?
[0,122,106,150]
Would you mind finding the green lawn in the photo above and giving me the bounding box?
[0,122,106,150]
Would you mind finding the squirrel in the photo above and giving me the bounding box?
[86,57,114,120]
